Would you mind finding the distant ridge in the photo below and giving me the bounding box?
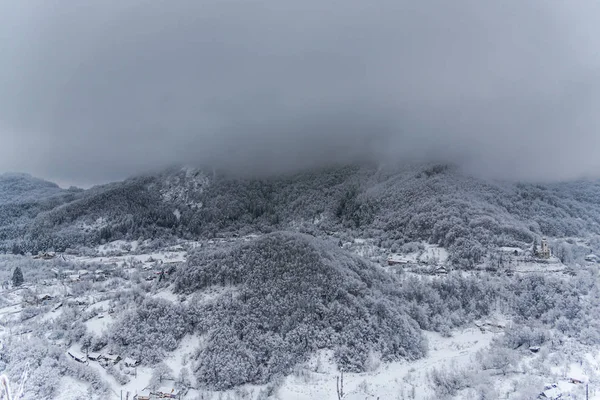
[1,164,600,266]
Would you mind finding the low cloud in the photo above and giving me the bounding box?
[1,0,600,186]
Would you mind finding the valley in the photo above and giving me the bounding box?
[0,166,599,399]
[0,228,598,399]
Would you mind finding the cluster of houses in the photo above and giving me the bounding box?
[386,254,448,274]
[67,350,181,399]
[67,349,139,368]
[538,374,588,399]
[51,268,109,282]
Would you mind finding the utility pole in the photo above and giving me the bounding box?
[586,383,589,400]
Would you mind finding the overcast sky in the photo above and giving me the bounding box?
[1,0,600,187]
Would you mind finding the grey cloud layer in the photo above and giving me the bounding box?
[1,0,600,185]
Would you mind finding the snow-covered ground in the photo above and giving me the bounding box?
[54,377,92,400]
[85,313,115,336]
[277,329,493,400]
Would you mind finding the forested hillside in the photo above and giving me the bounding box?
[172,232,426,388]
[0,173,68,205]
[3,164,600,267]
[0,173,82,254]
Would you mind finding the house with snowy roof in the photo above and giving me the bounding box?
[387,254,410,266]
[124,357,140,367]
[67,350,87,363]
[156,387,179,399]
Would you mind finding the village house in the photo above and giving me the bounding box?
[584,254,599,263]
[33,252,55,260]
[37,294,53,303]
[124,357,140,367]
[103,354,121,365]
[156,387,180,399]
[540,385,561,399]
[87,352,102,361]
[568,374,587,384]
[67,350,87,364]
[435,266,448,275]
[133,392,151,400]
[387,254,410,266]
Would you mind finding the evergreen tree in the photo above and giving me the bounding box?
[12,267,23,287]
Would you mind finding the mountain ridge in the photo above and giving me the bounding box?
[1,164,600,265]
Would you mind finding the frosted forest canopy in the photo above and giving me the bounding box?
[2,164,600,268]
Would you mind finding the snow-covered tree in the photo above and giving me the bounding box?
[11,267,23,287]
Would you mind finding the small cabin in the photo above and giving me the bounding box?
[88,352,102,361]
[134,393,151,400]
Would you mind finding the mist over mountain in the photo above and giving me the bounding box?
[2,1,600,185]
